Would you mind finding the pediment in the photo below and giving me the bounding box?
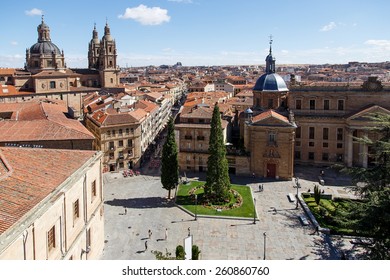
[346,105,390,122]
[251,110,293,127]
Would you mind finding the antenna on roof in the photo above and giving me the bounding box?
[269,34,273,54]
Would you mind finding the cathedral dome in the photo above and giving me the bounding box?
[253,73,287,91]
[29,41,61,55]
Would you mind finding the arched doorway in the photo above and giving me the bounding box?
[266,163,276,178]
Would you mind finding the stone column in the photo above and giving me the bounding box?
[346,128,353,167]
[362,130,368,168]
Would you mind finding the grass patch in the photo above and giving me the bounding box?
[176,181,255,218]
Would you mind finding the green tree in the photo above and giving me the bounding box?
[205,103,231,203]
[342,113,390,259]
[161,117,179,199]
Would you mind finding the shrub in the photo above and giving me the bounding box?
[192,245,201,260]
[175,245,185,260]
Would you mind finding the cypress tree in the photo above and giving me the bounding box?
[205,103,231,203]
[161,117,179,199]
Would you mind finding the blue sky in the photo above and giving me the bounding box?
[1,0,390,68]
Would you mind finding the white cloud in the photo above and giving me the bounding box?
[320,22,337,32]
[11,41,18,46]
[25,8,43,16]
[118,5,170,25]
[365,39,390,50]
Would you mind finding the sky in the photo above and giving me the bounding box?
[1,0,390,68]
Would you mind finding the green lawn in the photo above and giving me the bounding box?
[176,181,256,218]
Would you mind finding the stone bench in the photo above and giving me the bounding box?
[288,193,296,202]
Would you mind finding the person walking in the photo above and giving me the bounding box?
[148,229,152,239]
[165,228,168,241]
[144,240,148,251]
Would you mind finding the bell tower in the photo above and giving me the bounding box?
[88,23,100,70]
[98,21,119,88]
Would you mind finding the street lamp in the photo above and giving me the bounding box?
[263,232,267,260]
[253,198,256,224]
[194,194,198,221]
[294,177,301,209]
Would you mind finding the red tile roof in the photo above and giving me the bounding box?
[0,100,94,142]
[252,110,290,124]
[0,147,100,234]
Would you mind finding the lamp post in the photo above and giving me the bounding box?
[294,177,301,209]
[263,232,267,260]
[253,198,256,224]
[194,194,198,221]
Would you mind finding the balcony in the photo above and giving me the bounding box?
[109,146,116,151]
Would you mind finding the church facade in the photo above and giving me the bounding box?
[0,17,120,117]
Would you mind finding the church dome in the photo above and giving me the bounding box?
[253,73,287,91]
[253,38,288,92]
[29,41,61,55]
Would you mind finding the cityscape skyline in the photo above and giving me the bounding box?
[1,0,390,68]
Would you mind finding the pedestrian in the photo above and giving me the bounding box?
[261,184,264,191]
[188,227,191,236]
[165,228,168,241]
[124,208,127,215]
[315,225,319,235]
[144,240,148,251]
[148,229,152,239]
[258,184,261,192]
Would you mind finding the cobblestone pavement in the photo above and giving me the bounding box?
[101,166,360,260]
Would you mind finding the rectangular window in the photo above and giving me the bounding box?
[294,151,301,159]
[337,154,343,162]
[73,199,80,223]
[91,180,97,200]
[338,100,344,111]
[118,151,124,159]
[268,132,277,146]
[126,128,129,134]
[296,127,301,138]
[322,153,329,161]
[337,143,343,149]
[47,226,56,251]
[119,129,123,136]
[268,99,274,109]
[323,142,328,148]
[127,139,133,147]
[295,141,301,147]
[118,140,123,147]
[308,152,315,160]
[309,127,315,139]
[50,81,56,89]
[295,99,302,110]
[323,128,329,140]
[323,100,330,110]
[309,141,314,147]
[337,128,343,141]
[309,100,316,110]
[109,142,114,150]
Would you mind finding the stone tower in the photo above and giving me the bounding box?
[87,21,119,88]
[88,24,100,70]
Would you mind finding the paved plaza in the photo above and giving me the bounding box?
[101,166,359,260]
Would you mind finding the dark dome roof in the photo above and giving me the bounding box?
[30,41,61,55]
[253,73,288,92]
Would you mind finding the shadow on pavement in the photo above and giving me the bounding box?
[105,197,174,209]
